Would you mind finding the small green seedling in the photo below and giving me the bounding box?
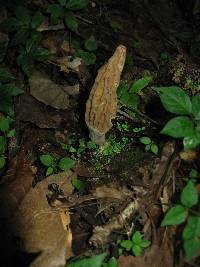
[139,136,158,154]
[161,180,200,261]
[119,231,151,256]
[40,154,75,176]
[102,256,118,267]
[154,86,200,150]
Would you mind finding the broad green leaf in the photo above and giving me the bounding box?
[130,75,153,94]
[189,169,198,178]
[0,117,10,132]
[66,252,107,267]
[154,86,192,115]
[120,240,133,251]
[183,216,200,240]
[0,136,7,154]
[192,92,200,120]
[161,205,187,226]
[139,137,151,145]
[76,49,96,65]
[47,4,65,24]
[17,54,34,77]
[31,11,44,29]
[140,239,151,248]
[132,231,142,244]
[184,238,200,261]
[0,84,24,96]
[132,244,142,256]
[107,257,118,267]
[0,156,5,169]
[0,18,21,32]
[7,129,16,138]
[183,130,200,150]
[120,92,139,109]
[0,68,15,82]
[10,28,29,46]
[117,81,129,98]
[58,157,75,171]
[64,11,78,33]
[181,180,198,208]
[71,177,85,192]
[31,47,49,61]
[15,6,31,25]
[26,32,42,53]
[161,116,194,138]
[46,166,54,176]
[40,154,54,167]
[84,35,98,51]
[65,0,89,10]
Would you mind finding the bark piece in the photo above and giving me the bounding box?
[85,45,126,145]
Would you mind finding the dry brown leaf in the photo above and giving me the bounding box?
[29,71,69,109]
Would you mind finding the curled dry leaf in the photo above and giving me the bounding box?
[85,45,126,145]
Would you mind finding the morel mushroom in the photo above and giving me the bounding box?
[85,45,126,145]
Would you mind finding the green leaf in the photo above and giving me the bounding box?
[117,81,129,98]
[192,92,200,120]
[151,144,158,154]
[130,75,153,94]
[72,177,85,192]
[58,157,75,171]
[66,253,107,267]
[76,49,96,65]
[120,240,133,251]
[0,84,24,96]
[161,116,194,138]
[0,68,15,82]
[17,54,34,77]
[47,4,65,24]
[184,238,200,261]
[183,216,200,240]
[0,156,5,169]
[10,28,29,46]
[84,35,98,51]
[120,92,139,110]
[107,257,118,267]
[7,129,16,138]
[145,144,151,151]
[65,0,89,10]
[139,137,151,145]
[0,96,13,115]
[64,11,79,33]
[181,180,198,208]
[46,166,54,176]
[132,244,142,256]
[161,205,188,226]
[58,0,67,6]
[15,6,31,25]
[189,169,198,178]
[40,154,54,167]
[31,11,44,29]
[140,239,151,248]
[0,136,7,154]
[183,130,200,150]
[26,31,42,53]
[154,86,192,115]
[132,231,142,244]
[31,47,49,61]
[0,117,10,132]
[0,18,21,32]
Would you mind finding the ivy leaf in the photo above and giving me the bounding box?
[58,157,75,171]
[183,216,200,240]
[181,180,198,208]
[65,0,89,10]
[160,116,194,138]
[64,11,79,33]
[161,205,188,226]
[40,154,54,167]
[84,35,98,51]
[154,86,192,115]
[15,6,31,25]
[0,68,15,82]
[31,11,44,29]
[130,75,153,94]
[192,92,200,120]
[66,253,107,267]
